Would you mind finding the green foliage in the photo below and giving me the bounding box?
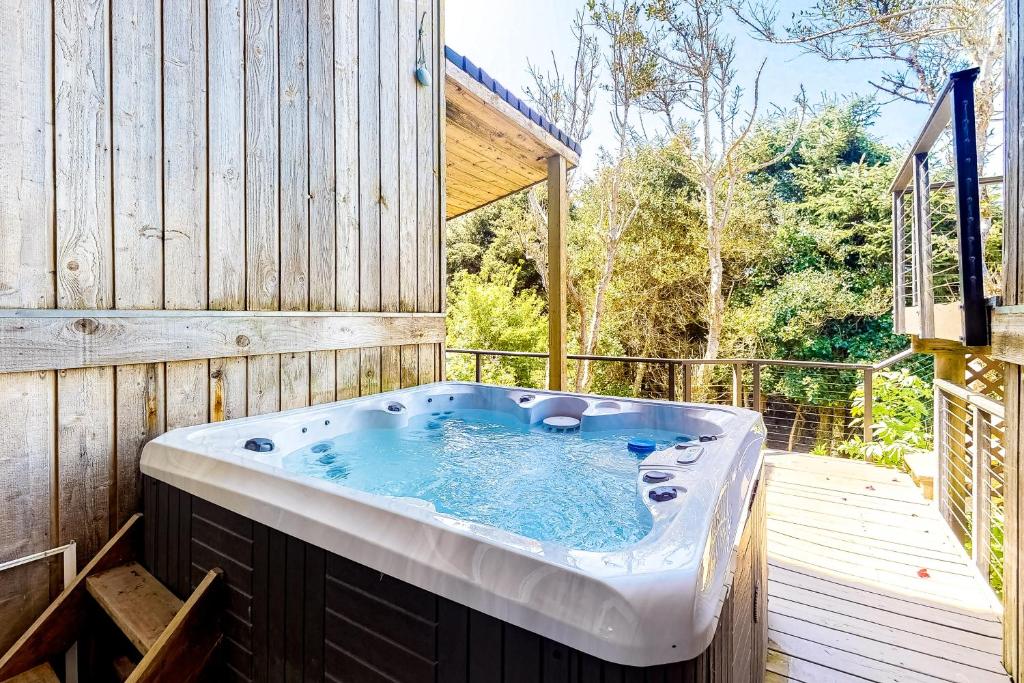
[445,266,548,387]
[836,369,933,468]
[444,100,921,426]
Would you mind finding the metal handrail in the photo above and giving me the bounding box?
[443,347,927,445]
[933,377,1006,593]
[446,348,875,370]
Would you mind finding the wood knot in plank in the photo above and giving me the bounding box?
[73,318,99,335]
[236,334,250,348]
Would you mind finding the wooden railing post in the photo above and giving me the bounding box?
[667,362,677,402]
[474,352,482,383]
[862,367,874,445]
[971,403,992,579]
[682,364,692,403]
[732,363,743,408]
[752,363,762,414]
[547,155,568,391]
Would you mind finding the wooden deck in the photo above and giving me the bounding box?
[764,451,1010,683]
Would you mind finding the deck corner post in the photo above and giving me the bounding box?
[752,363,762,414]
[547,154,568,392]
[862,367,874,446]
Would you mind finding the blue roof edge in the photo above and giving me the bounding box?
[445,45,583,158]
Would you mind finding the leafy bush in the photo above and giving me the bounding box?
[836,368,932,468]
[445,267,548,387]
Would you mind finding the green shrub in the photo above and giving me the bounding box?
[836,368,932,468]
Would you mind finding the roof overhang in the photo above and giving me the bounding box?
[444,50,581,220]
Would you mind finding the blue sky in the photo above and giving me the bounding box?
[445,0,925,174]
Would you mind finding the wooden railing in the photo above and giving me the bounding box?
[934,377,1006,591]
[446,348,932,454]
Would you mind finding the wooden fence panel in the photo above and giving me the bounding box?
[0,0,57,652]
[0,0,445,652]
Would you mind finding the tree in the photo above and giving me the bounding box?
[641,0,806,370]
[525,1,656,392]
[732,0,1004,163]
[446,266,549,387]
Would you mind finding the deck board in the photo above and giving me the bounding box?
[764,451,1009,682]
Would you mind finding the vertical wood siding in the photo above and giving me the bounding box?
[1004,1,1021,675]
[0,0,444,652]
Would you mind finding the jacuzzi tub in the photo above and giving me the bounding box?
[140,382,766,679]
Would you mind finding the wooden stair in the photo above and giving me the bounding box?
[2,664,59,683]
[0,514,222,683]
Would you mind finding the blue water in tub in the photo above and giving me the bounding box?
[282,409,688,551]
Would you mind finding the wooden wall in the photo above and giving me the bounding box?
[1001,0,1022,676]
[0,0,444,653]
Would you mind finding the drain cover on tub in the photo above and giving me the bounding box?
[542,416,580,433]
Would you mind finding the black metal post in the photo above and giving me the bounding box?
[949,67,988,346]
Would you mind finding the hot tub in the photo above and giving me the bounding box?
[140,382,767,681]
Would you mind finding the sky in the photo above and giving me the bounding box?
[445,0,926,175]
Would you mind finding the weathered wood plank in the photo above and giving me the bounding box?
[418,343,436,384]
[209,357,247,422]
[280,0,309,312]
[248,354,281,416]
[245,0,280,311]
[358,0,381,314]
[53,0,118,578]
[166,360,209,430]
[0,0,55,311]
[278,0,310,412]
[334,0,359,312]
[380,0,400,315]
[112,0,162,310]
[111,0,165,547]
[86,561,184,655]
[55,0,113,310]
[0,310,445,372]
[281,352,311,411]
[770,612,1007,682]
[0,371,55,653]
[360,347,382,396]
[309,0,336,312]
[765,452,1011,682]
[400,344,419,388]
[163,0,208,310]
[125,569,223,683]
[435,0,445,327]
[766,648,872,683]
[208,0,246,311]
[114,363,164,530]
[310,351,337,405]
[398,0,418,313]
[416,0,435,316]
[0,1,57,654]
[57,367,115,569]
[381,346,401,392]
[336,349,360,400]
[768,583,1001,655]
[770,595,1004,672]
[163,0,210,445]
